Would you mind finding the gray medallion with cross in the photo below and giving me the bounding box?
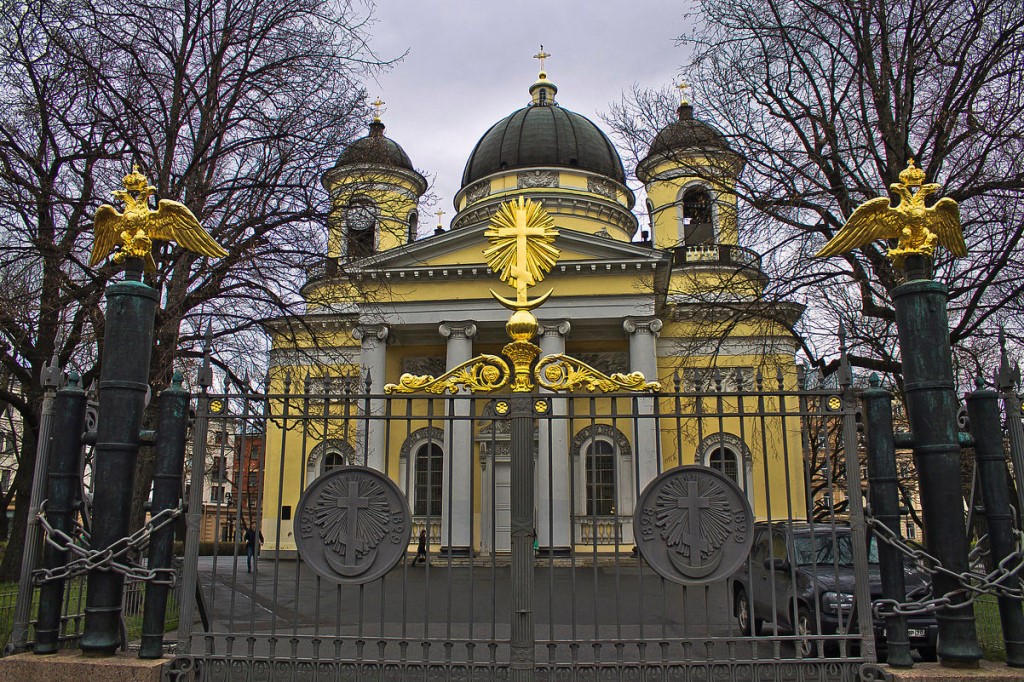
[295,466,411,584]
[634,465,754,584]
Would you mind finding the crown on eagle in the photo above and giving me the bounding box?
[122,165,150,192]
[899,159,926,187]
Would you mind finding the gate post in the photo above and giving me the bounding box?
[80,259,159,654]
[509,395,535,679]
[965,377,1024,666]
[891,255,981,665]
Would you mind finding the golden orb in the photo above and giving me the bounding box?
[481,365,500,383]
[506,309,537,342]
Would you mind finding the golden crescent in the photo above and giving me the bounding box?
[489,288,553,311]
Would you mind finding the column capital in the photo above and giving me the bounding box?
[623,317,663,337]
[352,323,389,345]
[439,321,478,340]
[538,320,571,338]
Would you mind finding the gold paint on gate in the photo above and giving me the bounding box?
[815,160,966,268]
[385,198,660,394]
[91,166,228,272]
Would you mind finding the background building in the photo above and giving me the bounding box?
[262,65,806,556]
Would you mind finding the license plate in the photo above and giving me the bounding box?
[908,628,926,639]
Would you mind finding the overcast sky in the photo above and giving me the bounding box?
[365,1,693,226]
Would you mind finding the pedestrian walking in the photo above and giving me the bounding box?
[245,525,264,573]
[411,528,427,566]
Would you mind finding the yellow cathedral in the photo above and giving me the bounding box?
[261,64,806,557]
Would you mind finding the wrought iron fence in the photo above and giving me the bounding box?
[167,372,881,681]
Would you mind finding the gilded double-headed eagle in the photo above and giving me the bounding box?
[90,166,227,271]
[815,159,966,267]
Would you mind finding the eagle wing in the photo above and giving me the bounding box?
[815,197,902,258]
[150,200,228,259]
[931,197,966,257]
[90,204,124,267]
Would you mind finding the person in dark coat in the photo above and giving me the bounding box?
[244,525,264,573]
[411,528,427,566]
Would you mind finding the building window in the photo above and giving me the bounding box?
[407,210,418,243]
[323,451,347,474]
[906,522,916,539]
[210,485,225,503]
[585,440,616,516]
[346,197,377,258]
[681,187,714,246]
[414,442,443,517]
[707,446,740,486]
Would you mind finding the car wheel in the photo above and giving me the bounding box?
[917,646,937,662]
[796,606,819,657]
[735,588,762,635]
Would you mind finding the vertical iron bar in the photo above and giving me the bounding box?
[81,261,158,654]
[996,329,1024,525]
[862,374,912,667]
[35,373,87,653]
[139,372,189,658]
[966,378,1024,666]
[175,330,214,655]
[837,337,877,662]
[509,395,534,680]
[8,356,61,654]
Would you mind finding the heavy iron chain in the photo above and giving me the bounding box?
[32,500,183,586]
[866,511,1024,618]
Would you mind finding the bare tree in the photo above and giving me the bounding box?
[605,0,1024,384]
[0,0,387,578]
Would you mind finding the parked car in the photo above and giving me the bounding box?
[731,521,938,659]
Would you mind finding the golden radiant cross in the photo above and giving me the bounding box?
[371,97,385,121]
[483,197,559,309]
[435,208,445,228]
[533,46,551,73]
[677,80,690,105]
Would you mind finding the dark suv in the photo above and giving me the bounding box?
[731,522,938,659]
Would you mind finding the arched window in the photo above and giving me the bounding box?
[323,451,347,474]
[646,199,655,230]
[407,210,418,243]
[346,197,377,258]
[707,446,740,486]
[414,442,443,516]
[585,440,616,516]
[681,187,714,246]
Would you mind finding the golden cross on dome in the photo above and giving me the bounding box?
[435,209,445,228]
[371,97,385,122]
[677,80,690,106]
[532,46,551,74]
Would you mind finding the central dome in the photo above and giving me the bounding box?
[461,104,626,187]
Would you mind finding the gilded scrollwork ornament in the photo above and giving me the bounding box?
[383,354,510,394]
[535,354,661,393]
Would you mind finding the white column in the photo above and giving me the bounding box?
[537,320,572,554]
[623,317,663,498]
[439,321,477,554]
[352,324,389,472]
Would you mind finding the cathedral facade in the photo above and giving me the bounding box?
[260,67,805,556]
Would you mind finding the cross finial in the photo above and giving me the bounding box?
[371,97,385,122]
[533,46,551,75]
[435,209,445,228]
[677,80,690,106]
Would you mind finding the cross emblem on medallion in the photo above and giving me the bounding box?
[677,480,711,563]
[337,480,370,567]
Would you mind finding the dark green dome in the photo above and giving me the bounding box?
[643,104,731,158]
[336,121,414,170]
[461,105,626,186]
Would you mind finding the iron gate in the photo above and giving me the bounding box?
[167,363,876,681]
